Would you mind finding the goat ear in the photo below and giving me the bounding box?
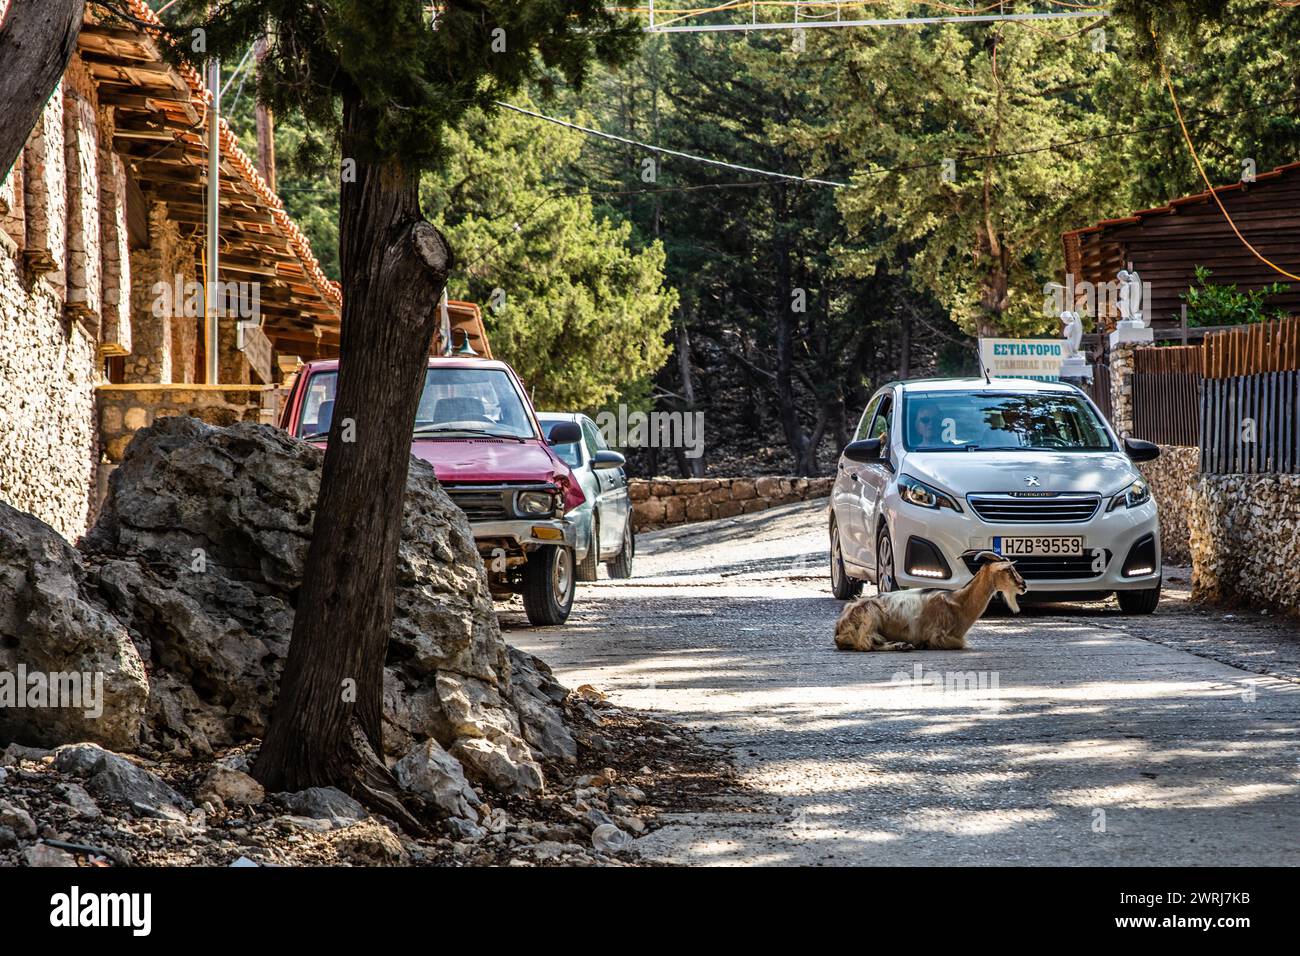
[973,550,1003,566]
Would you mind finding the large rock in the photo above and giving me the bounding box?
[0,503,148,751]
[81,418,546,793]
[393,738,481,819]
[53,742,191,819]
[282,787,368,828]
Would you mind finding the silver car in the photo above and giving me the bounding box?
[537,412,635,580]
[830,378,1163,613]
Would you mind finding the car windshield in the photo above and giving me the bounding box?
[902,390,1113,452]
[295,367,536,440]
[539,420,583,468]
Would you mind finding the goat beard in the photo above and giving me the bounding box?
[1002,588,1022,614]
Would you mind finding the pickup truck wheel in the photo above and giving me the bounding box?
[523,545,575,626]
[576,517,600,583]
[606,520,634,579]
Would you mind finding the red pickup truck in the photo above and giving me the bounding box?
[279,302,586,626]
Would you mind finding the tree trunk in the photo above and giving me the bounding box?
[0,0,83,178]
[773,186,812,475]
[253,94,451,828]
[675,319,704,478]
[253,36,276,191]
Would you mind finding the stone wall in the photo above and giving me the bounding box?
[0,249,99,542]
[1138,444,1199,566]
[97,385,274,463]
[630,476,834,531]
[1188,475,1300,614]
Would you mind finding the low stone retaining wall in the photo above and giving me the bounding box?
[1138,445,1200,565]
[97,384,276,463]
[630,476,833,531]
[1189,474,1300,613]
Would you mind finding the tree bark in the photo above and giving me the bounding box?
[253,93,451,828]
[253,35,276,191]
[675,319,704,478]
[773,185,814,475]
[0,0,83,179]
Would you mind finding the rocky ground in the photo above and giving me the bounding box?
[0,417,740,868]
[0,692,736,868]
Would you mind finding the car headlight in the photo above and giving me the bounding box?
[515,490,557,517]
[897,474,962,512]
[1108,478,1151,511]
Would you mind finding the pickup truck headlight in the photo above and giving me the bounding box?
[1107,478,1151,511]
[515,490,557,517]
[898,474,962,512]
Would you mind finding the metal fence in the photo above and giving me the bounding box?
[1197,316,1300,474]
[1127,344,1203,446]
[1132,371,1201,446]
[1200,370,1300,474]
[1084,363,1112,423]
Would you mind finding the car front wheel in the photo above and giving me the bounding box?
[577,516,600,582]
[830,517,863,600]
[606,520,634,579]
[1116,584,1160,614]
[523,545,576,626]
[876,525,899,593]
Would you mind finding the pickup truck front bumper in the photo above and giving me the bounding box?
[470,517,578,556]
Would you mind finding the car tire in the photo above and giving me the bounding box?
[1116,584,1160,614]
[876,525,900,593]
[830,518,863,600]
[577,516,600,582]
[523,545,575,626]
[606,520,635,579]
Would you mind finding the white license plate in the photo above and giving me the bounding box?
[994,536,1083,557]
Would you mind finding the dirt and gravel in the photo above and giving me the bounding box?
[511,498,1300,866]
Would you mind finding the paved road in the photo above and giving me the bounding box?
[507,499,1300,866]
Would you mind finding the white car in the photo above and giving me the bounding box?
[537,412,635,581]
[829,378,1163,614]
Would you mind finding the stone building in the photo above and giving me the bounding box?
[0,1,341,540]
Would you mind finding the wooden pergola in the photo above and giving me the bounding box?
[79,0,342,361]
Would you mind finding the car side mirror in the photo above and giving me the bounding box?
[843,438,883,463]
[1124,436,1160,463]
[592,449,625,470]
[547,421,582,446]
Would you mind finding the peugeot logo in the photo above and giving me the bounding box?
[1024,475,1040,487]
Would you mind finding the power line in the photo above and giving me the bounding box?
[1154,34,1300,281]
[494,101,848,187]
[499,92,1300,188]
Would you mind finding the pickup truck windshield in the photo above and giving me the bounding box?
[296,367,537,440]
[902,391,1113,452]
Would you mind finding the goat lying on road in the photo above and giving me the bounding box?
[834,551,1028,652]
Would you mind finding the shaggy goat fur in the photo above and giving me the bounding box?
[834,552,1027,651]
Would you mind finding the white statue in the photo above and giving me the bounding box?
[1116,269,1146,329]
[1060,310,1083,359]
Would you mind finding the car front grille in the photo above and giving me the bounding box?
[967,494,1100,523]
[443,488,511,521]
[962,550,1112,581]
